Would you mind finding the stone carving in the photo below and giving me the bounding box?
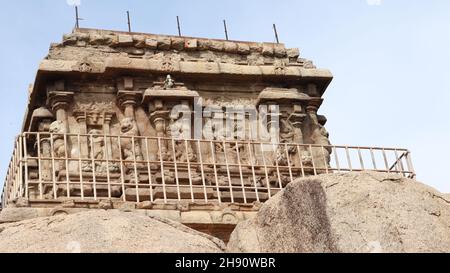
[49,120,67,160]
[163,75,175,89]
[310,123,332,168]
[168,113,196,162]
[274,60,287,75]
[161,56,175,72]
[120,118,143,161]
[275,119,297,166]
[5,28,335,212]
[73,101,115,113]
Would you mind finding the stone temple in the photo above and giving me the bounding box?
[0,28,415,241]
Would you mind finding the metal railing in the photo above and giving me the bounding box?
[1,132,415,208]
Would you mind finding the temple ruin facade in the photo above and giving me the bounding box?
[0,28,415,240]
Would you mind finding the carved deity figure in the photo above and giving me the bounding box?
[120,118,143,161]
[275,119,297,166]
[49,120,67,159]
[309,115,332,170]
[89,129,105,160]
[168,114,196,162]
[163,75,175,89]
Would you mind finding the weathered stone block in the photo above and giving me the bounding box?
[262,43,274,56]
[224,42,238,53]
[274,44,287,57]
[209,40,224,51]
[117,34,134,46]
[157,37,171,50]
[133,35,146,48]
[171,37,185,50]
[137,201,153,209]
[145,38,158,49]
[287,48,300,59]
[237,43,250,55]
[89,34,109,45]
[185,39,198,50]
[62,34,78,45]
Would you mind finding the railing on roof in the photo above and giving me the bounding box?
[1,132,415,209]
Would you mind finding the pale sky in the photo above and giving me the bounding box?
[0,0,449,193]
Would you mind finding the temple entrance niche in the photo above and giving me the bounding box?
[73,97,119,173]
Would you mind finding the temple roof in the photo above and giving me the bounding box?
[23,28,333,131]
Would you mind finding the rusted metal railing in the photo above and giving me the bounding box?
[1,132,415,208]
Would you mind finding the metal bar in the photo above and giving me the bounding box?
[77,134,84,200]
[260,143,272,197]
[273,23,280,44]
[285,144,294,182]
[272,143,283,190]
[357,148,365,170]
[177,16,182,37]
[197,140,208,203]
[36,133,43,199]
[405,151,416,179]
[157,138,167,203]
[382,148,390,173]
[297,145,305,178]
[49,133,57,199]
[209,141,221,204]
[89,135,97,200]
[333,146,340,172]
[17,137,23,199]
[310,145,317,176]
[64,134,70,198]
[117,136,127,201]
[223,141,234,203]
[223,20,229,40]
[104,134,111,199]
[235,141,246,204]
[131,137,140,203]
[171,139,181,201]
[322,146,329,174]
[247,142,260,203]
[370,148,377,170]
[144,138,154,203]
[345,146,352,172]
[75,6,80,29]
[184,139,194,202]
[127,11,132,32]
[22,135,29,199]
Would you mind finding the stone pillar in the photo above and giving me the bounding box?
[103,113,114,160]
[117,90,142,120]
[74,112,89,158]
[306,98,323,125]
[289,105,306,145]
[46,91,74,132]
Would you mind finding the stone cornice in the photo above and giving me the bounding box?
[38,58,333,82]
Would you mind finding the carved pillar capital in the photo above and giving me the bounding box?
[117,90,143,118]
[306,98,323,114]
[46,91,74,115]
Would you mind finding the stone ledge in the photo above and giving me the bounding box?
[0,207,258,226]
[38,59,333,81]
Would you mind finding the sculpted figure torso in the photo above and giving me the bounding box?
[49,120,67,158]
[120,118,143,161]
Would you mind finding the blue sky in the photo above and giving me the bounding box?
[0,0,449,192]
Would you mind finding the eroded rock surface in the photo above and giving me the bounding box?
[0,210,225,253]
[228,172,450,253]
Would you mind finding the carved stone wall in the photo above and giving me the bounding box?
[19,28,333,204]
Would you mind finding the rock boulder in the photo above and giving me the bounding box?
[0,210,225,253]
[228,172,450,253]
